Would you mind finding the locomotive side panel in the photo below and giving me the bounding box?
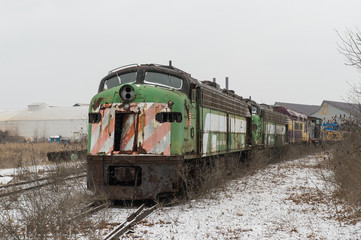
[201,108,227,155]
[200,109,248,156]
[264,121,276,146]
[275,123,287,145]
[229,114,247,150]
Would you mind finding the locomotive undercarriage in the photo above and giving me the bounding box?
[87,155,183,200]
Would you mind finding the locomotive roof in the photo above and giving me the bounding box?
[106,63,195,80]
[104,63,242,94]
[103,64,249,116]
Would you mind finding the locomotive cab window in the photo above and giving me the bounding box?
[103,72,137,90]
[251,106,259,115]
[144,72,183,89]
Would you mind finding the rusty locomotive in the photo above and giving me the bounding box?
[86,63,313,200]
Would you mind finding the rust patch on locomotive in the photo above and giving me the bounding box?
[92,97,104,111]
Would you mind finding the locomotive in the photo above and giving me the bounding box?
[87,63,292,200]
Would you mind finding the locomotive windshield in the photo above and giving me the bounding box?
[104,72,137,90]
[100,68,186,92]
[144,72,183,89]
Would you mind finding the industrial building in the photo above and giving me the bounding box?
[310,100,361,123]
[275,100,361,139]
[275,100,361,123]
[0,103,88,142]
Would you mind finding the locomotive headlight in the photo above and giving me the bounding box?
[119,85,136,102]
[124,103,130,110]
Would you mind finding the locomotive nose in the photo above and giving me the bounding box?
[119,84,136,102]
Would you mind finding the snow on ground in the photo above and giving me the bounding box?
[0,161,84,185]
[0,176,13,185]
[99,155,361,239]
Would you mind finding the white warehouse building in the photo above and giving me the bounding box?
[0,103,88,142]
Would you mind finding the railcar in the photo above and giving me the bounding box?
[274,106,308,143]
[246,101,288,147]
[87,63,254,200]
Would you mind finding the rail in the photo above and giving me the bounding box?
[70,201,109,221]
[0,172,86,198]
[103,203,159,240]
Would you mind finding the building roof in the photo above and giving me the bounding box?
[323,100,361,117]
[73,103,90,107]
[0,103,88,121]
[275,102,320,116]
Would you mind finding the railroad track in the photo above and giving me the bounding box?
[103,203,159,240]
[0,172,86,198]
[70,201,110,221]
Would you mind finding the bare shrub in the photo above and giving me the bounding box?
[247,145,320,173]
[318,110,361,214]
[328,134,361,211]
[334,27,361,212]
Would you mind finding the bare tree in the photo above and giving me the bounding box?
[337,28,361,71]
[329,29,361,211]
[337,29,361,107]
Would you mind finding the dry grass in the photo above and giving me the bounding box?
[0,159,107,239]
[0,141,103,240]
[247,145,321,174]
[0,142,87,169]
[327,134,361,212]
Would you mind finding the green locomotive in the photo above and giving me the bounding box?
[87,63,288,200]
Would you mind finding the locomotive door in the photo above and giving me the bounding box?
[192,87,203,155]
[195,87,201,155]
[226,113,230,152]
[114,112,139,152]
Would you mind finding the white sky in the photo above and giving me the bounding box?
[1,0,361,109]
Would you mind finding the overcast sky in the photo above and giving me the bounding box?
[1,0,361,109]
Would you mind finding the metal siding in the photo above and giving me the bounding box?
[311,102,350,123]
[202,110,247,156]
[0,119,87,141]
